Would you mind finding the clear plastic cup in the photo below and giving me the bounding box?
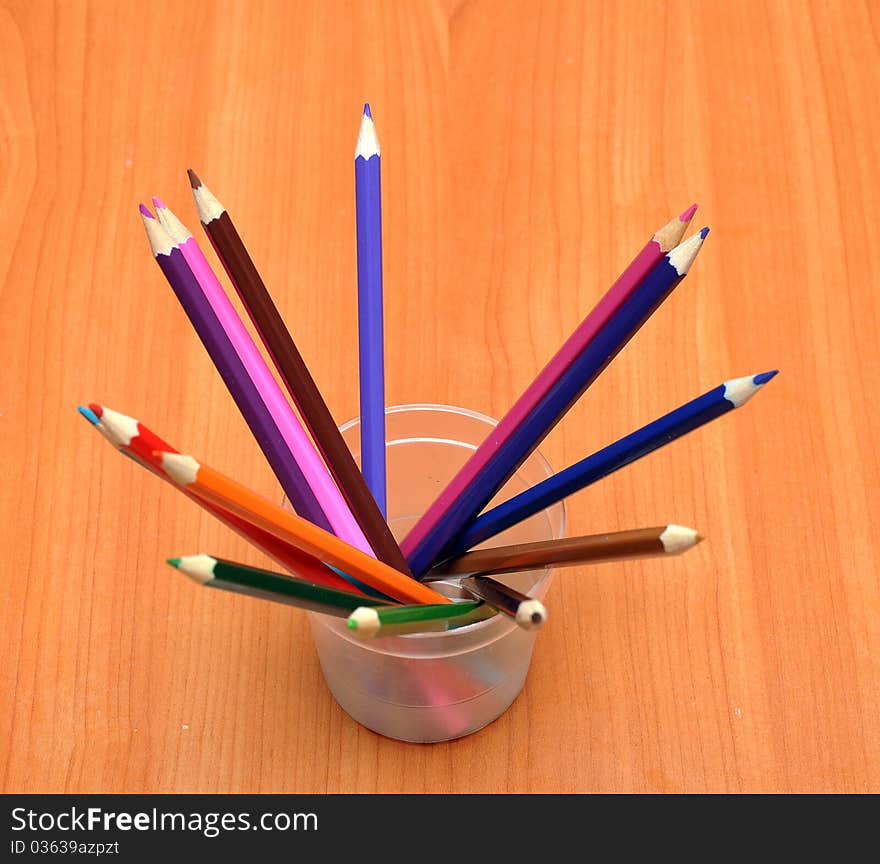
[307,404,565,743]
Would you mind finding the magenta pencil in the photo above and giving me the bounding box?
[401,206,697,558]
[151,199,373,556]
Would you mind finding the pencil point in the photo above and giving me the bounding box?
[699,226,710,239]
[187,168,201,189]
[88,403,104,418]
[679,203,698,222]
[753,370,779,386]
[152,195,167,211]
[660,525,701,554]
[78,405,100,425]
[363,102,372,118]
[516,599,546,631]
[355,109,380,160]
[696,533,705,544]
[138,203,154,219]
[166,557,182,569]
[346,619,358,630]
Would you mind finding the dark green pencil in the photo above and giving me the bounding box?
[166,554,389,617]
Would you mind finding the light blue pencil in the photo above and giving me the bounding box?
[355,103,387,516]
[446,370,778,555]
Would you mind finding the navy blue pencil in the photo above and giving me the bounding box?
[139,207,333,533]
[447,370,778,555]
[409,228,709,577]
[355,103,387,516]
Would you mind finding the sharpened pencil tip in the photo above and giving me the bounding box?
[346,619,358,630]
[679,203,698,222]
[699,226,710,239]
[696,533,705,544]
[166,558,182,569]
[151,195,166,211]
[363,102,372,118]
[78,405,100,425]
[187,168,201,189]
[138,203,154,219]
[88,403,104,419]
[753,370,779,386]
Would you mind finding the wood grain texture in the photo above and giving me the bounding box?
[1,0,878,793]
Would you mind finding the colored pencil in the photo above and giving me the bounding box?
[157,450,450,606]
[166,554,388,616]
[401,206,697,568]
[429,525,703,578]
[152,198,373,557]
[82,404,364,594]
[459,575,547,631]
[406,227,710,577]
[346,600,486,639]
[138,206,332,532]
[449,370,776,553]
[355,103,387,516]
[187,170,412,577]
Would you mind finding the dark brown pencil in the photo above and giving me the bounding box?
[187,169,412,577]
[428,525,702,578]
[459,575,547,631]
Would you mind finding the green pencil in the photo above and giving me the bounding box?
[167,554,388,617]
[346,600,488,638]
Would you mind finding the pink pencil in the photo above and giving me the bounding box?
[152,197,375,557]
[401,205,697,558]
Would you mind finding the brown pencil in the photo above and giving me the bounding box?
[428,525,702,578]
[459,575,547,631]
[187,169,412,577]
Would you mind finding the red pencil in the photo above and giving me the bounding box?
[85,404,365,595]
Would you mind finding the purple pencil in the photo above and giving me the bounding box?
[152,197,374,555]
[355,103,387,516]
[138,206,332,532]
[401,205,697,560]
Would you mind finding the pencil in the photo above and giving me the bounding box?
[400,206,697,570]
[346,600,485,639]
[187,170,412,577]
[449,369,776,553]
[138,206,333,532]
[406,227,710,577]
[429,525,703,578]
[152,199,374,556]
[166,554,388,616]
[82,404,365,595]
[157,450,450,606]
[459,575,547,631]
[355,103,387,515]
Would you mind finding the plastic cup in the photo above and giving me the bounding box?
[307,404,565,743]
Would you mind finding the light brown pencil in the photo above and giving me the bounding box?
[428,525,702,578]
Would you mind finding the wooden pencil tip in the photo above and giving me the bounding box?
[166,557,182,569]
[138,203,154,219]
[363,102,372,118]
[88,402,104,419]
[679,203,698,222]
[699,226,710,239]
[152,195,166,211]
[187,168,202,189]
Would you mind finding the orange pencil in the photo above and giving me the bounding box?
[157,451,449,606]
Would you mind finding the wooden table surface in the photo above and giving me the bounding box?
[2,0,878,794]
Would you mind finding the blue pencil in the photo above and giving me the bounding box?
[355,103,387,516]
[447,370,778,555]
[408,228,710,577]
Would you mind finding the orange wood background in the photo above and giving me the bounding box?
[2,0,878,793]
